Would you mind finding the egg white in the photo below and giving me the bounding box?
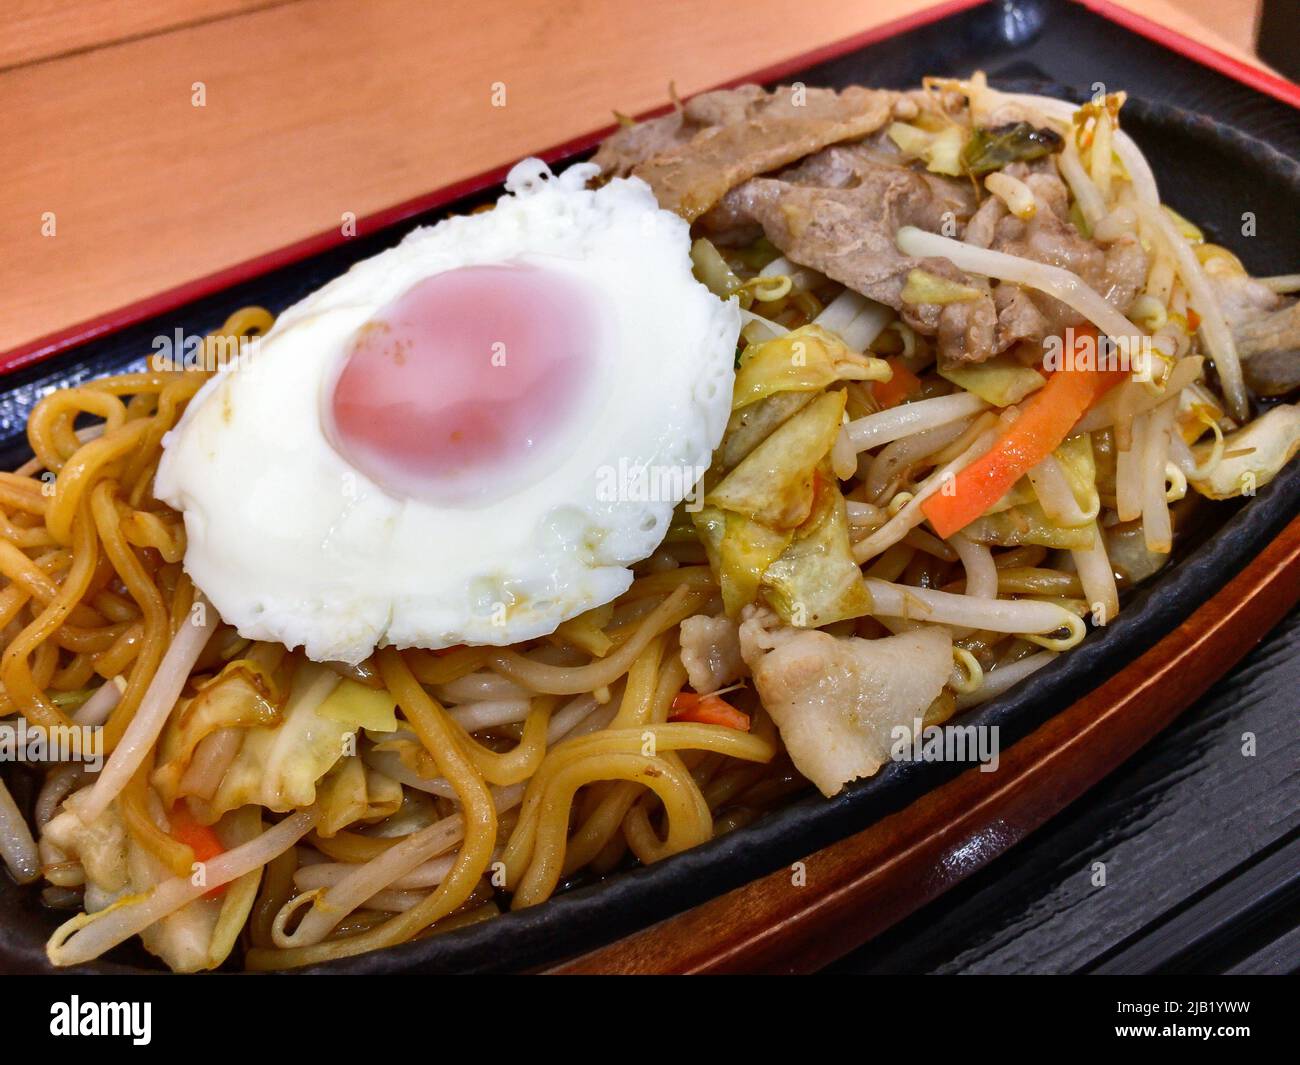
[155,160,739,664]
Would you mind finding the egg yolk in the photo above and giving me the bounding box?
[327,263,598,504]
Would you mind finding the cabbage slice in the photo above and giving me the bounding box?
[762,473,874,627]
[962,501,1094,549]
[887,121,964,176]
[1050,433,1101,518]
[692,505,792,617]
[192,661,358,820]
[318,678,398,734]
[731,324,888,410]
[939,355,1045,407]
[1190,403,1300,499]
[707,389,846,528]
[315,756,404,838]
[901,269,984,306]
[690,237,744,300]
[152,656,283,807]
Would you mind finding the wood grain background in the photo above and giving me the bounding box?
[0,0,1276,356]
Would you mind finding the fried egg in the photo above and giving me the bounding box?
[155,159,739,664]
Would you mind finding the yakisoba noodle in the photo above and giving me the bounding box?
[2,74,1298,971]
[0,318,784,968]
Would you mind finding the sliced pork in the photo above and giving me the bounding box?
[719,158,999,362]
[592,85,769,178]
[738,606,952,796]
[678,614,746,693]
[983,169,1146,345]
[1230,295,1300,396]
[593,84,896,221]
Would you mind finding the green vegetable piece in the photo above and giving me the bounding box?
[961,122,1064,176]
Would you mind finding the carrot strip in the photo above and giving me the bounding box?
[170,803,227,897]
[922,328,1124,538]
[871,357,923,409]
[669,692,751,732]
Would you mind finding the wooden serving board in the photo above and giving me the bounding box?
[549,514,1300,974]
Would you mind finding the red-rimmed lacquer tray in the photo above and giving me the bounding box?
[1,0,1297,974]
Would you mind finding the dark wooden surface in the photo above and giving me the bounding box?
[830,606,1300,974]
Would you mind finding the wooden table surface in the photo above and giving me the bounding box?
[0,0,1279,356]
